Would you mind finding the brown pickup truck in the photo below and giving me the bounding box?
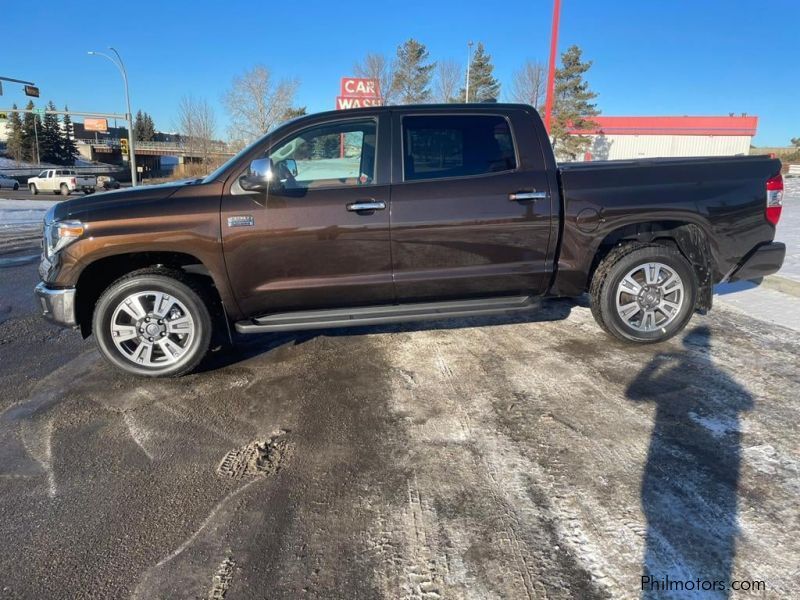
[35,104,785,376]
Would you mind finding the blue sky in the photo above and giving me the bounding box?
[3,0,798,145]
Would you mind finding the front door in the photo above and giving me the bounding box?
[389,110,554,302]
[221,114,393,317]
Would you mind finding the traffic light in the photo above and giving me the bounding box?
[120,138,129,156]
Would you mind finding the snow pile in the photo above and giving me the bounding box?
[775,177,799,282]
[0,199,57,228]
[785,175,800,200]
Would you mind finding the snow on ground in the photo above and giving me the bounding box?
[0,199,57,227]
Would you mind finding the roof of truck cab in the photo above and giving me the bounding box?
[306,103,534,120]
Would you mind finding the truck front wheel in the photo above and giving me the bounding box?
[92,269,213,377]
[590,243,697,344]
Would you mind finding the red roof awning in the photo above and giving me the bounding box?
[568,116,758,136]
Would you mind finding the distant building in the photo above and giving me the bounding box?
[568,116,758,161]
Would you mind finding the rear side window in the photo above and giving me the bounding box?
[402,115,516,182]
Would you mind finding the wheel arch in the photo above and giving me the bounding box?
[74,251,225,338]
[588,220,714,312]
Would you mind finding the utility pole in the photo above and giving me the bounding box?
[33,115,40,164]
[88,48,138,186]
[465,41,474,103]
[544,0,562,133]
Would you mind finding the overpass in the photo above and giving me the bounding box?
[76,138,235,160]
[75,138,236,177]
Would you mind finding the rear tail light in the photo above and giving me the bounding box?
[70,177,76,185]
[766,174,783,225]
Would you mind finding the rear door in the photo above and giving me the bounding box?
[389,109,554,302]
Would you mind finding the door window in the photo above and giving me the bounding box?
[402,115,516,181]
[268,119,377,190]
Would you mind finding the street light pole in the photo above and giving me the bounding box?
[465,41,474,103]
[88,48,138,186]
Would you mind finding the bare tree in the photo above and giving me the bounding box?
[176,95,218,175]
[510,60,547,110]
[223,65,299,148]
[353,53,395,105]
[433,59,463,103]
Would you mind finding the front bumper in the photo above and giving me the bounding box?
[727,242,786,282]
[34,282,77,328]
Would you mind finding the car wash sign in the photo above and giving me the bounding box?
[336,78,382,109]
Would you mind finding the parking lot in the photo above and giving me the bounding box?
[1,207,798,598]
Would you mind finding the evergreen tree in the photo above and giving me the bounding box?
[550,45,600,161]
[21,101,40,163]
[60,106,78,165]
[391,38,434,104]
[134,110,146,141]
[133,111,156,141]
[5,104,25,163]
[281,106,307,121]
[459,42,500,103]
[39,101,62,164]
[143,113,156,140]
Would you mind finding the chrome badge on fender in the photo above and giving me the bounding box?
[227,215,254,227]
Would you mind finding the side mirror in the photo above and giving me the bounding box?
[281,158,298,178]
[239,157,274,192]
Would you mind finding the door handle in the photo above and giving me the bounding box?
[347,200,386,212]
[509,191,548,201]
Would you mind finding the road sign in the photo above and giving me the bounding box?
[24,85,39,98]
[84,118,108,132]
[33,107,45,117]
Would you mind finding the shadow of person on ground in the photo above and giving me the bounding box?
[627,326,754,599]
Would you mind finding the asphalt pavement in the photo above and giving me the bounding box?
[1,249,798,599]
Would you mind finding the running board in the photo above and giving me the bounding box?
[234,296,537,334]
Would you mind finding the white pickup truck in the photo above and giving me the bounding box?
[27,169,96,196]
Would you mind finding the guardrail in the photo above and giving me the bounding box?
[0,165,126,178]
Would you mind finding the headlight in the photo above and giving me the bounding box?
[44,220,86,259]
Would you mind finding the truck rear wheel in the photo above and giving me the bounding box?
[590,243,697,344]
[60,184,70,196]
[92,269,213,377]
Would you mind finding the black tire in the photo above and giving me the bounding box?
[590,243,697,344]
[29,184,38,195]
[13,183,19,190]
[92,269,213,377]
[60,184,70,196]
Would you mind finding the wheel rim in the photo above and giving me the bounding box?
[615,262,685,333]
[110,291,195,368]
